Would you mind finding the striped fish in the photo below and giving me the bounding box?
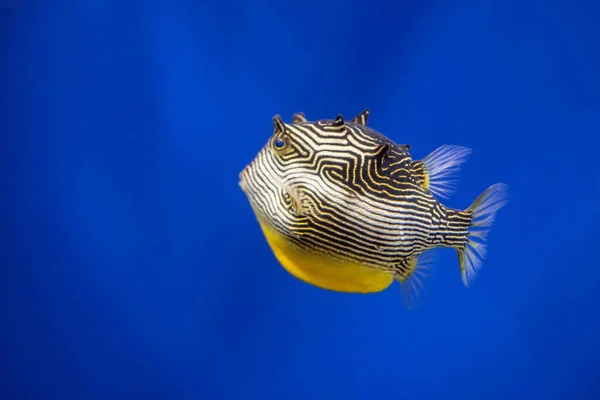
[239,109,508,303]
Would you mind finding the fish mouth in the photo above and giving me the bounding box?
[238,166,267,222]
[238,165,249,192]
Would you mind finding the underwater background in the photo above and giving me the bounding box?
[1,0,600,399]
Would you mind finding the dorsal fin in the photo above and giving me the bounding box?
[292,112,307,124]
[412,160,428,188]
[351,109,370,126]
[412,145,472,199]
[273,114,286,135]
[332,114,344,127]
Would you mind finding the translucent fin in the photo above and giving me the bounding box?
[396,251,435,309]
[457,183,509,287]
[288,188,305,217]
[288,185,317,218]
[273,176,314,218]
[414,145,473,199]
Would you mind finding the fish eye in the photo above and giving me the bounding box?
[274,138,286,149]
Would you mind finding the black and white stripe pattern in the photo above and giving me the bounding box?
[239,113,473,281]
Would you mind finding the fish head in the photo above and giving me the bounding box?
[239,112,390,233]
[238,114,319,231]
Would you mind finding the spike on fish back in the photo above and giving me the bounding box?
[457,183,509,287]
[350,109,370,126]
[292,112,308,124]
[332,114,344,127]
[413,145,473,199]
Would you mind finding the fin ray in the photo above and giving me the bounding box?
[396,251,435,308]
[416,145,473,199]
[457,183,509,287]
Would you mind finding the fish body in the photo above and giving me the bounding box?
[239,110,508,301]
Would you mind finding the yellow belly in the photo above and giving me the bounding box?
[257,219,394,294]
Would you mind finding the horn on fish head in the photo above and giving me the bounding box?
[273,114,287,135]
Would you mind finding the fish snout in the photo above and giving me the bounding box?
[238,165,251,191]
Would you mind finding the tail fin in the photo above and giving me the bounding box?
[457,183,509,287]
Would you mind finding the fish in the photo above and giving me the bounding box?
[238,109,508,303]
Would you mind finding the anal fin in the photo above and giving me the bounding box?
[394,251,435,308]
[412,145,472,199]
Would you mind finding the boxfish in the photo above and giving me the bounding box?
[239,109,508,304]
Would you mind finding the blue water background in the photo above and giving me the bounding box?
[1,1,600,399]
